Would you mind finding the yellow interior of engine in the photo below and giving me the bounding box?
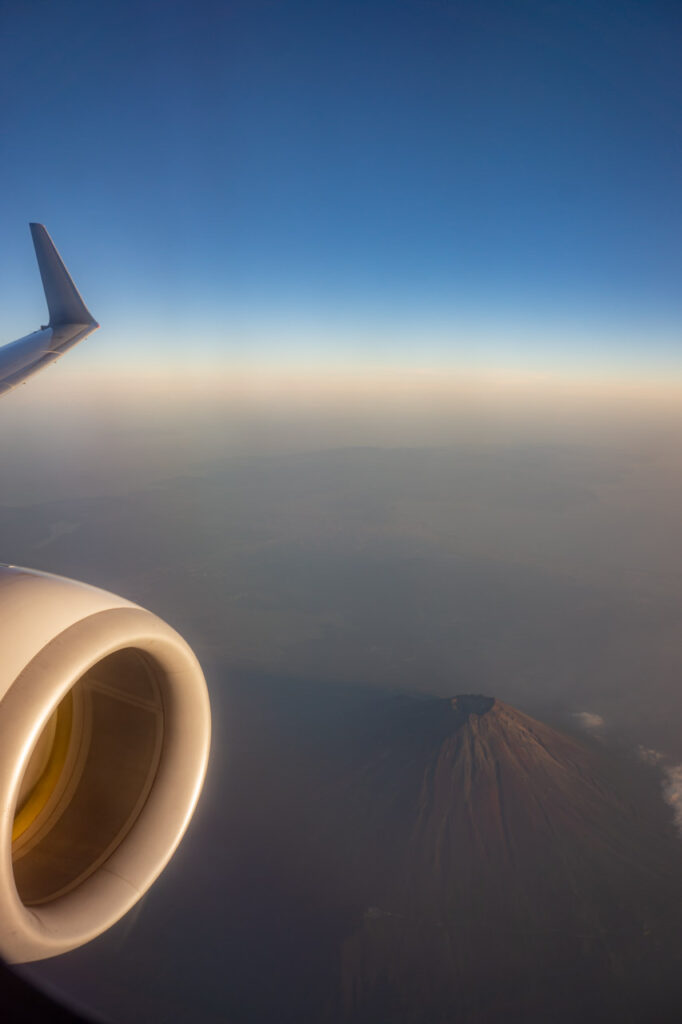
[12,693,73,843]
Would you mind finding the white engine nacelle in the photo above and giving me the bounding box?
[0,566,211,963]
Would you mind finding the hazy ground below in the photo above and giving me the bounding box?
[3,430,682,758]
[5,392,682,1020]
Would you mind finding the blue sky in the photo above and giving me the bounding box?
[1,0,682,372]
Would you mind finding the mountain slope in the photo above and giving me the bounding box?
[330,695,682,1023]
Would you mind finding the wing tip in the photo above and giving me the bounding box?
[29,223,97,328]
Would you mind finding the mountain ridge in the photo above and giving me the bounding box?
[325,693,682,1022]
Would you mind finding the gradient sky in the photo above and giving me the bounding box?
[1,0,682,373]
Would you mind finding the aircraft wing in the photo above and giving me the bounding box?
[0,226,211,968]
[0,224,99,396]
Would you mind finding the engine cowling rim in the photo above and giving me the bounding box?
[0,600,210,963]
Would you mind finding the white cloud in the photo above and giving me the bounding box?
[636,745,665,766]
[629,744,682,840]
[662,765,682,835]
[572,711,604,731]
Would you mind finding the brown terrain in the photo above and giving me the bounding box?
[322,694,682,1022]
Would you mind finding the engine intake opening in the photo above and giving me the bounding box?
[11,648,164,906]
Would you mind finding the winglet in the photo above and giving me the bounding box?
[29,223,98,328]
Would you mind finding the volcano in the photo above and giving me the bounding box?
[312,694,682,1023]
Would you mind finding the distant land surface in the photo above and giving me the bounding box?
[6,443,682,1020]
[5,443,682,758]
[23,677,682,1023]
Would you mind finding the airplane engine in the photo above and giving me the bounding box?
[0,565,211,964]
